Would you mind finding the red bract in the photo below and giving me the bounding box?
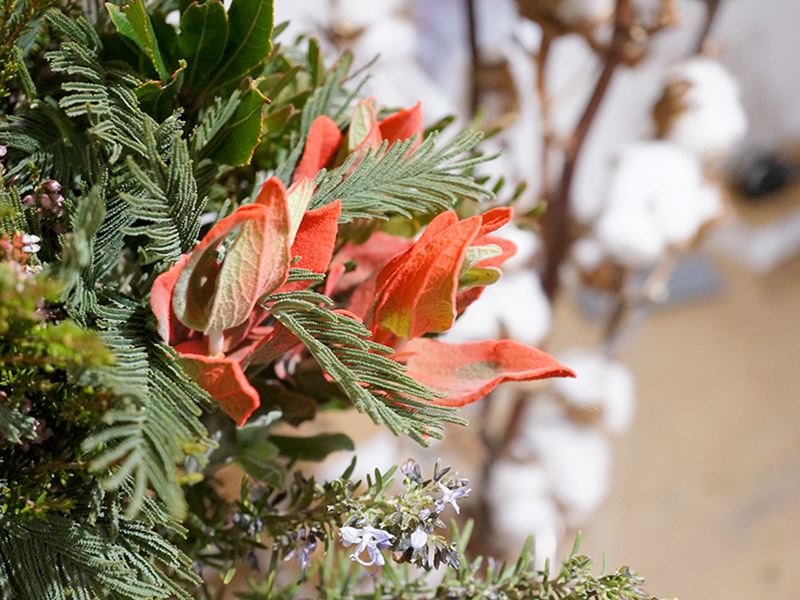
[150,176,341,425]
[292,99,423,183]
[365,208,516,343]
[150,97,571,421]
[345,208,573,407]
[396,338,574,407]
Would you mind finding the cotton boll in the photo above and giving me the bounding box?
[444,270,552,347]
[653,180,722,245]
[553,348,635,434]
[694,183,725,225]
[596,141,722,266]
[486,460,564,568]
[660,57,748,160]
[605,142,698,213]
[524,413,612,525]
[596,205,665,266]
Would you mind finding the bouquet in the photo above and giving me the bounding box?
[0,1,668,598]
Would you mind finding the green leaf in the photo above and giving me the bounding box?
[203,0,273,94]
[209,84,268,166]
[347,99,376,151]
[237,438,280,464]
[457,266,502,292]
[269,433,354,462]
[178,0,229,90]
[136,60,187,121]
[106,0,169,81]
[233,437,285,486]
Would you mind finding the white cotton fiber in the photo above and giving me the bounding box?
[552,348,635,434]
[662,56,748,160]
[486,460,564,568]
[524,412,612,525]
[594,141,723,266]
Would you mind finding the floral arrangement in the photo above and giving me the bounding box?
[277,0,748,567]
[0,0,679,598]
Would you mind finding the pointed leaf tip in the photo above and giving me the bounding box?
[399,338,575,407]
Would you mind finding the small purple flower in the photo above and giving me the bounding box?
[436,482,471,515]
[339,525,394,574]
[284,527,318,578]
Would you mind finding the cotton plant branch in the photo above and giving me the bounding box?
[540,0,635,301]
[494,0,636,456]
[535,31,555,204]
[466,0,481,116]
[696,0,724,53]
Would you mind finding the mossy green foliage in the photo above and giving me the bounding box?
[0,260,112,515]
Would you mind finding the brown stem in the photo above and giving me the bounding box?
[696,0,723,53]
[466,0,481,115]
[536,32,554,202]
[540,0,635,302]
[494,0,635,457]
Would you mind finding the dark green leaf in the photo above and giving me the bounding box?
[203,0,273,94]
[270,433,354,462]
[209,83,268,166]
[105,0,169,81]
[178,0,229,90]
[136,60,187,121]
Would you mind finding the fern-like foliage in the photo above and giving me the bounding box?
[2,11,216,519]
[0,0,50,101]
[0,509,199,599]
[310,130,495,222]
[121,130,205,264]
[86,296,213,519]
[267,290,466,444]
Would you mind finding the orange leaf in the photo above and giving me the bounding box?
[150,254,192,345]
[291,198,341,273]
[398,338,575,407]
[369,211,480,339]
[173,202,290,335]
[292,115,343,183]
[179,352,261,426]
[378,100,424,151]
[475,206,514,236]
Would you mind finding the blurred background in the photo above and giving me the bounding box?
[272,1,800,598]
